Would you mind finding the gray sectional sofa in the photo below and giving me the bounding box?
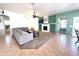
[12,27,33,45]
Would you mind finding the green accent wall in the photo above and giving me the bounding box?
[56,10,79,34]
[50,24,56,33]
[48,15,56,23]
[48,15,56,32]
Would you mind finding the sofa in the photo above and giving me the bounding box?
[19,27,39,37]
[12,28,33,45]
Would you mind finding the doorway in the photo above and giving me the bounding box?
[58,18,67,34]
[4,20,10,34]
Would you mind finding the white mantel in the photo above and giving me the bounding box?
[42,24,50,32]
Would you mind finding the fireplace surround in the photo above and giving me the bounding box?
[42,24,50,32]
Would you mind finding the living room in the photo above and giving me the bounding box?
[1,3,79,56]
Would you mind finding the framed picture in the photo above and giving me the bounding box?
[44,16,48,23]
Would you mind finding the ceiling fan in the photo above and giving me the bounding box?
[32,11,37,18]
[32,3,40,18]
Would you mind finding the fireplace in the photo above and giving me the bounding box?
[42,24,50,32]
[43,26,47,30]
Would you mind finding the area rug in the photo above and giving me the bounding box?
[20,32,54,49]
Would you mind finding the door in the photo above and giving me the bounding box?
[59,18,67,34]
[72,17,79,36]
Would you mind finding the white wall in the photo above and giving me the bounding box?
[4,10,39,30]
[72,17,79,36]
[0,16,5,34]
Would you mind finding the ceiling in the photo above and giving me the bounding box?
[0,3,79,16]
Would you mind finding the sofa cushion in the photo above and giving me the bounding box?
[18,27,29,32]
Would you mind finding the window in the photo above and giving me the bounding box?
[60,19,67,28]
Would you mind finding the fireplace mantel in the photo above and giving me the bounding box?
[42,24,50,32]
